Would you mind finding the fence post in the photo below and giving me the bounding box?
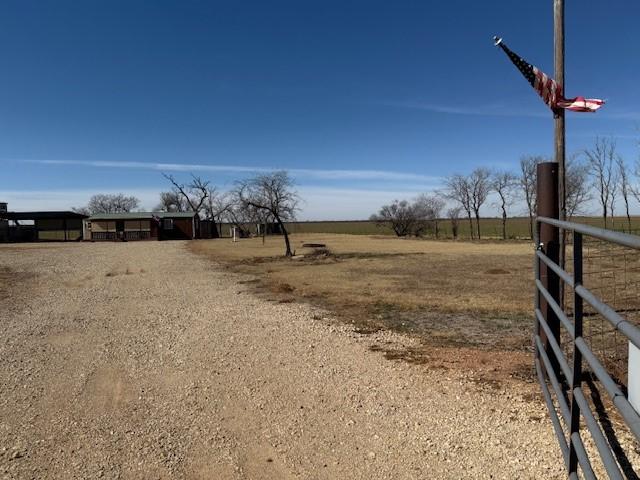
[568,232,583,474]
[537,162,560,373]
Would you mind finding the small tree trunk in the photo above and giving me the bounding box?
[502,211,507,240]
[274,215,292,256]
[467,213,474,240]
[434,220,439,239]
[475,211,481,240]
[626,204,632,233]
[528,213,534,240]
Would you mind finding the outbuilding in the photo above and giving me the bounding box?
[0,204,87,242]
[85,212,199,241]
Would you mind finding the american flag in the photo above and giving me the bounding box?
[494,37,604,113]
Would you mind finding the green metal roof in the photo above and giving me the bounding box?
[88,211,196,221]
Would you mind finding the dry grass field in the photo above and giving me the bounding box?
[190,234,536,382]
[283,216,640,238]
[192,231,640,388]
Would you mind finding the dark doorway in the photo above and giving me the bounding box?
[116,220,125,240]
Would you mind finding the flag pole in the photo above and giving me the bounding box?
[554,0,566,269]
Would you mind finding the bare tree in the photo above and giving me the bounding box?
[162,173,210,215]
[156,191,188,212]
[609,168,620,229]
[585,137,617,228]
[565,156,591,219]
[235,171,299,257]
[491,171,517,240]
[223,203,253,238]
[371,199,420,237]
[617,157,633,232]
[447,206,462,240]
[204,190,233,238]
[74,193,140,215]
[443,174,474,239]
[469,168,491,240]
[519,156,544,239]
[414,194,446,238]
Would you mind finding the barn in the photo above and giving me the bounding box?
[85,212,199,241]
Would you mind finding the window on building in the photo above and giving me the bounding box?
[163,218,174,230]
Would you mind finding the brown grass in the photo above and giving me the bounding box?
[191,235,533,335]
[190,234,536,385]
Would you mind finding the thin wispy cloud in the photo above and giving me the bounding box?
[23,159,440,183]
[379,100,549,119]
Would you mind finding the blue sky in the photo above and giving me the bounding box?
[0,0,638,219]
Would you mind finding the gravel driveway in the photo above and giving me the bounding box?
[0,241,564,479]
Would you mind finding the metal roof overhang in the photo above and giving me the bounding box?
[0,211,88,221]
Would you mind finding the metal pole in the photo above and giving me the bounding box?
[537,162,560,372]
[554,0,567,279]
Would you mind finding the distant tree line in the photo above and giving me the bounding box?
[371,136,638,240]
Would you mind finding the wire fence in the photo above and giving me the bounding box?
[559,230,640,388]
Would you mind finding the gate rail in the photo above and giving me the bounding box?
[535,216,640,479]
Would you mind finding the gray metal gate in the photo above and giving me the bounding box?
[535,216,640,479]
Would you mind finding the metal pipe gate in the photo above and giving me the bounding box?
[534,216,640,479]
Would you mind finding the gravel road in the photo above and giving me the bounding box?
[0,241,565,479]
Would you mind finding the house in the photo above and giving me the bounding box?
[0,204,87,242]
[85,212,199,241]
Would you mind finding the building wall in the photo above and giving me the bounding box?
[0,219,8,242]
[35,218,83,241]
[90,218,158,241]
[91,220,116,232]
[88,217,196,241]
[160,217,195,240]
[124,220,151,232]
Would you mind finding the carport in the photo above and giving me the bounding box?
[0,211,87,242]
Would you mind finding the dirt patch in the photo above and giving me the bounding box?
[368,343,534,388]
[271,282,295,294]
[485,268,511,275]
[0,265,35,302]
[82,366,136,413]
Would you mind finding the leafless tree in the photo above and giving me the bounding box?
[447,206,462,240]
[491,171,517,240]
[414,194,446,238]
[469,168,491,240]
[443,174,474,239]
[585,137,617,228]
[235,171,299,257]
[617,157,633,232]
[223,203,253,238]
[204,190,233,238]
[565,156,591,219]
[156,191,188,212]
[610,167,620,229]
[371,199,420,237]
[519,156,544,239]
[74,193,140,215]
[162,173,210,216]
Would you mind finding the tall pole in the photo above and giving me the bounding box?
[554,0,566,315]
[554,0,566,260]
